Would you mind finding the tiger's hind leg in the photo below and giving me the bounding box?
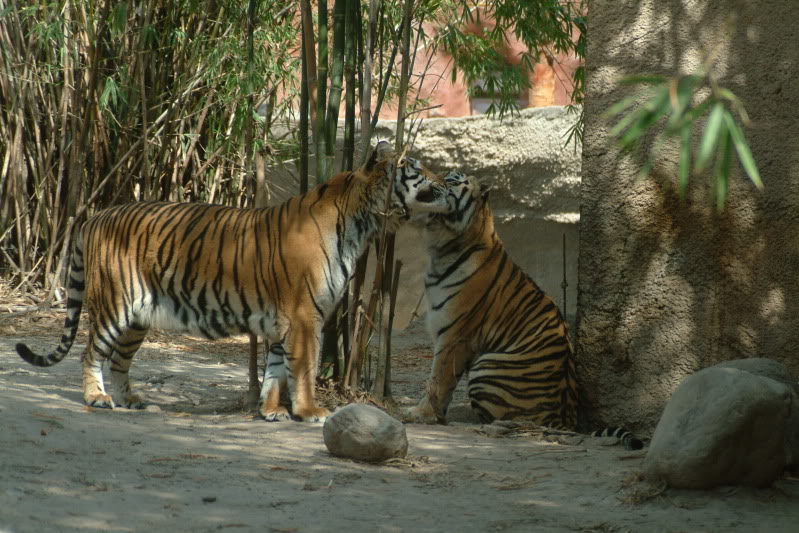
[81,329,114,408]
[107,324,149,409]
[82,322,148,409]
[259,343,292,422]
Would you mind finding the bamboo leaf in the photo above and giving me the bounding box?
[110,2,128,37]
[636,158,654,181]
[603,94,640,119]
[609,106,645,139]
[666,75,702,131]
[616,89,670,151]
[695,102,725,173]
[667,97,712,134]
[715,129,732,210]
[618,74,669,86]
[724,112,764,190]
[715,87,740,105]
[610,87,668,142]
[678,124,691,198]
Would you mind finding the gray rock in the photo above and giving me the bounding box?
[323,404,408,463]
[716,358,799,470]
[644,364,792,488]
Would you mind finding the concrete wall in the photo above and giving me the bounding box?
[266,107,582,330]
[578,0,799,435]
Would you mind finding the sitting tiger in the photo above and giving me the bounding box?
[406,172,642,449]
[16,141,449,423]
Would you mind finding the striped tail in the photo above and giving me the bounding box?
[16,233,85,367]
[591,427,644,451]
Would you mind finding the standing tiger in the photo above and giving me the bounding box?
[16,142,449,422]
[406,172,643,450]
[406,171,578,429]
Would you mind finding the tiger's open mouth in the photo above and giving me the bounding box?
[416,186,438,203]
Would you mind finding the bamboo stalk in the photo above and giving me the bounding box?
[324,0,347,177]
[395,0,415,151]
[373,0,415,398]
[359,0,380,159]
[342,0,357,172]
[344,250,369,388]
[300,0,318,129]
[299,28,310,194]
[315,0,329,183]
[384,259,403,397]
[372,234,395,399]
[244,0,262,407]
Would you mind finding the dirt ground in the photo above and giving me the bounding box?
[1,309,798,533]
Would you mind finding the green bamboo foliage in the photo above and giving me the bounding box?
[605,73,763,210]
[0,0,300,289]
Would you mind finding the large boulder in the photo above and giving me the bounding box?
[323,404,408,463]
[644,360,795,488]
[716,358,799,470]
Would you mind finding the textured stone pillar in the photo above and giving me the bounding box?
[577,0,799,434]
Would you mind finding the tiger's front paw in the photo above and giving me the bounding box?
[260,406,292,422]
[292,406,330,423]
[85,393,114,409]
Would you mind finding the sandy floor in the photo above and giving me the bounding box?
[0,311,798,532]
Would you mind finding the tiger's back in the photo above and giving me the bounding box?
[79,193,363,340]
[414,172,577,429]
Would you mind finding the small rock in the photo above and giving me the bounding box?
[481,424,511,437]
[145,405,162,413]
[492,420,522,429]
[644,363,792,489]
[323,404,408,463]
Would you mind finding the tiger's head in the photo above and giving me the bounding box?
[417,171,494,235]
[363,141,449,220]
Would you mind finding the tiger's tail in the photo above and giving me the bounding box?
[16,232,85,367]
[591,427,644,451]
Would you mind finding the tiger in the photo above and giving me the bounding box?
[406,171,643,450]
[16,141,449,423]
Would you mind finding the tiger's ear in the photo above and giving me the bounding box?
[365,140,395,173]
[476,177,493,199]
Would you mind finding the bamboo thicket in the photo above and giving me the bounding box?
[0,0,300,292]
